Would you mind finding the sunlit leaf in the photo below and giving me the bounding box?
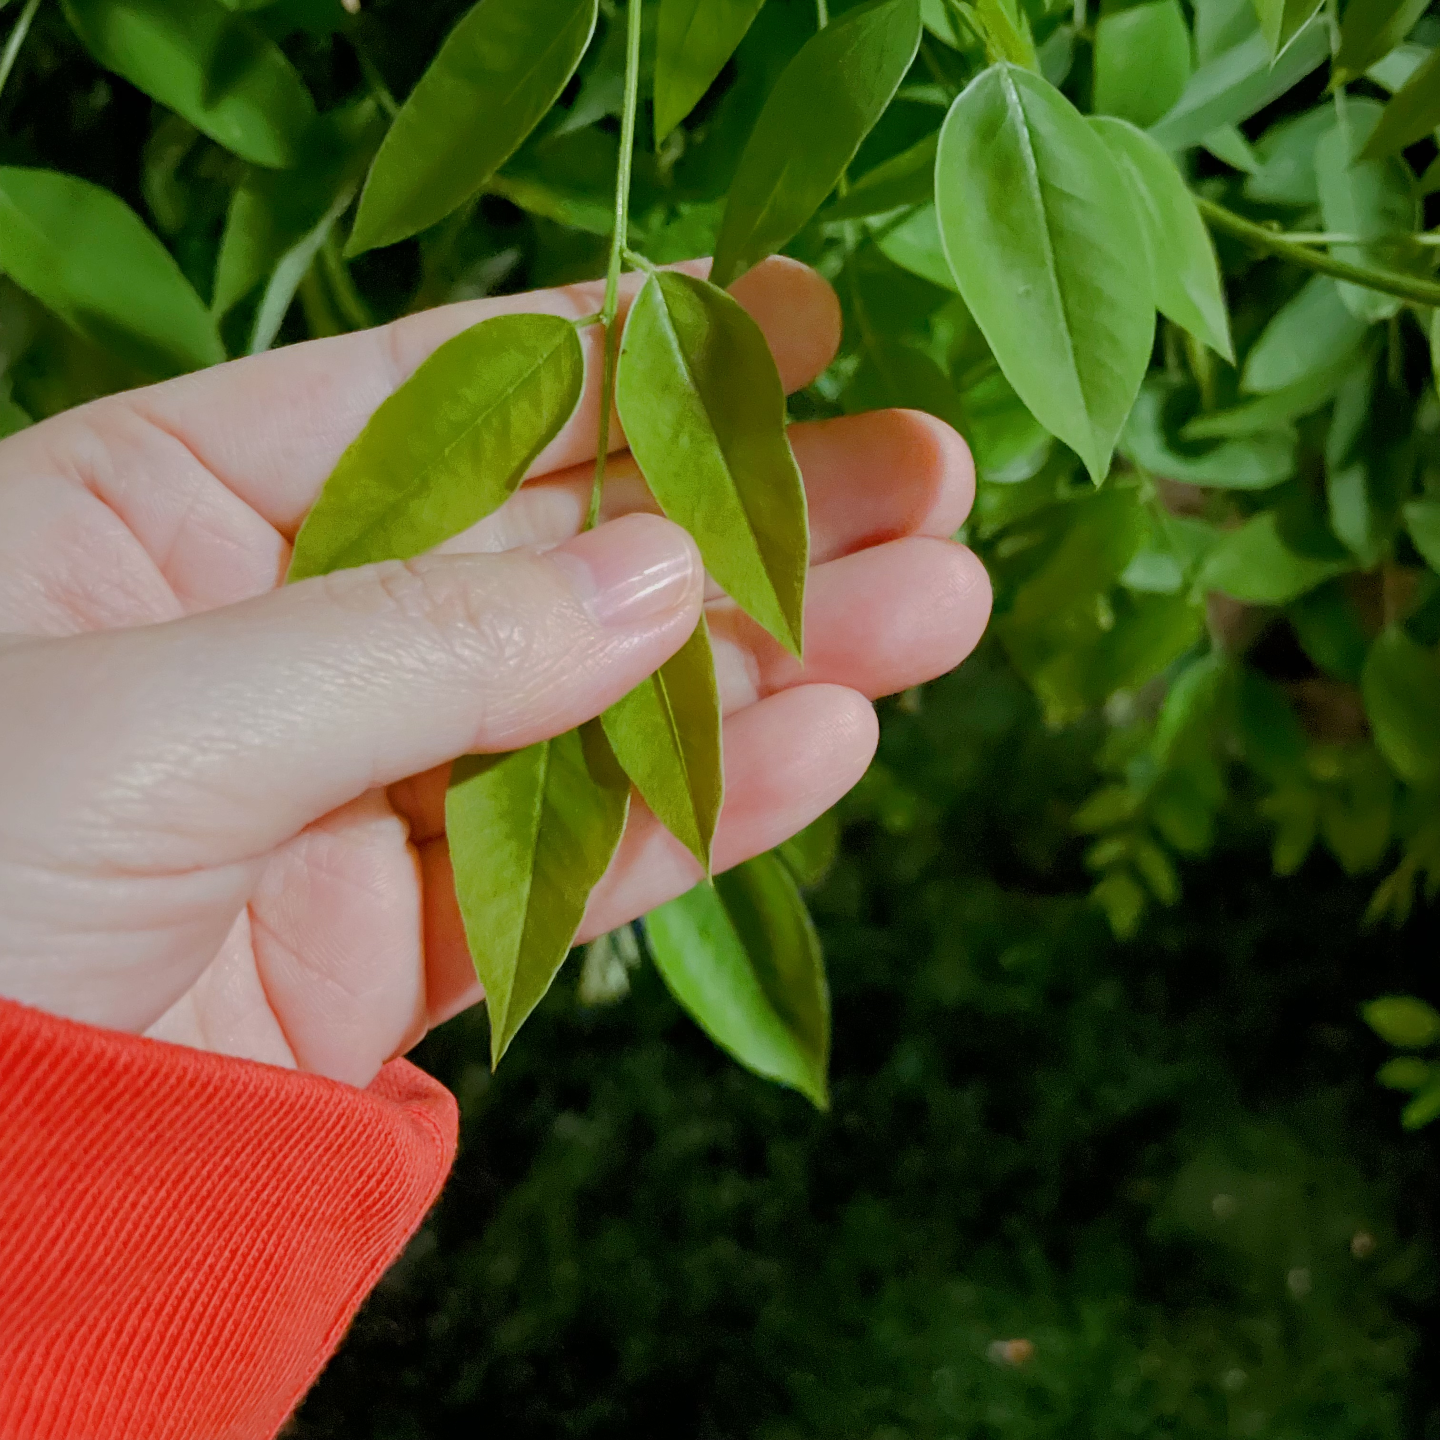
[645,853,830,1107]
[616,271,808,655]
[288,313,583,581]
[1362,628,1440,786]
[448,722,631,1066]
[1092,0,1191,129]
[654,0,767,142]
[711,0,922,288]
[348,0,600,255]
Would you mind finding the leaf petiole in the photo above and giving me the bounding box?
[621,246,659,274]
[573,311,605,328]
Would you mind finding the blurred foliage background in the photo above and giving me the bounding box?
[3,0,1440,1430]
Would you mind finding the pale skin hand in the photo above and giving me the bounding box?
[0,258,991,1089]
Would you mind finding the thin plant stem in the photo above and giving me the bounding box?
[1196,197,1440,309]
[0,0,43,107]
[320,231,374,332]
[588,0,644,533]
[816,0,829,26]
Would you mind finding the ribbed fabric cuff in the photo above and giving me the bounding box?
[0,996,457,1440]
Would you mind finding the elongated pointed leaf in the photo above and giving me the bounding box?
[820,131,939,222]
[1092,0,1192,128]
[602,616,724,869]
[0,168,222,378]
[61,0,316,168]
[1241,277,1371,394]
[449,722,631,1066]
[348,0,599,255]
[645,852,829,1107]
[1252,0,1323,59]
[288,313,583,581]
[1365,994,1440,1048]
[1198,511,1351,603]
[1362,628,1440,786]
[655,0,768,143]
[617,271,808,655]
[711,0,922,288]
[1362,48,1440,160]
[936,64,1154,483]
[1315,100,1419,323]
[1092,117,1233,361]
[1121,386,1293,487]
[1335,0,1430,81]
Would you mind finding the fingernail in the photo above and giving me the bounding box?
[551,514,700,627]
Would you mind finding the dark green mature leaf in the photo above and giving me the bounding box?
[1121,386,1293,487]
[1362,627,1440,785]
[1241,278,1371,394]
[710,0,922,288]
[1315,100,1419,323]
[0,168,222,378]
[288,314,583,581]
[1147,20,1328,151]
[1252,0,1322,59]
[1198,512,1351,603]
[1364,994,1440,1047]
[1092,0,1191,129]
[1091,118,1233,360]
[0,397,31,439]
[1335,0,1430,81]
[1362,47,1440,159]
[655,0,768,143]
[62,0,316,169]
[1404,498,1440,571]
[616,271,808,656]
[448,722,631,1066]
[821,132,939,222]
[601,617,724,870]
[937,64,1154,483]
[348,0,600,255]
[645,853,830,1107]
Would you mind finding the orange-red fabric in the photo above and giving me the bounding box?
[0,995,458,1440]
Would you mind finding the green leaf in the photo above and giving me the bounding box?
[1402,1078,1440,1128]
[968,0,1038,69]
[710,0,922,288]
[1404,497,1440,571]
[0,167,222,378]
[1240,278,1371,395]
[347,0,600,255]
[1243,105,1333,206]
[1361,47,1440,159]
[602,616,724,870]
[1092,0,1192,129]
[1147,20,1328,152]
[1361,627,1440,785]
[1315,100,1420,323]
[1091,117,1234,361]
[875,205,959,291]
[1377,1055,1432,1089]
[821,131,939,222]
[1289,582,1369,683]
[1251,0,1322,59]
[1363,994,1440,1048]
[645,853,830,1107]
[1184,345,1364,439]
[655,0,767,143]
[616,271,808,656]
[1195,0,1259,63]
[1198,511,1351,604]
[61,0,316,169]
[448,722,631,1066]
[288,313,583,581]
[0,396,31,439]
[777,810,841,888]
[1121,385,1294,488]
[1334,0,1430,82]
[1202,124,1262,173]
[936,64,1155,483]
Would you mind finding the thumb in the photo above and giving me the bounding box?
[1,514,702,873]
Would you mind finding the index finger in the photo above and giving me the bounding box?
[108,257,842,537]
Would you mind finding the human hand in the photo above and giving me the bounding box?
[0,258,990,1088]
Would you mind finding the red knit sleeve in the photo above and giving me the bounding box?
[0,995,458,1440]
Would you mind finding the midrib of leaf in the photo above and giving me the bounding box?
[652,663,698,834]
[498,738,553,1039]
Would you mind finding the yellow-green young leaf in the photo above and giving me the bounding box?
[970,0,1038,69]
[1361,627,1440,785]
[0,168,222,377]
[616,272,808,655]
[644,853,829,1107]
[348,0,599,255]
[936,64,1154,483]
[1148,21,1328,151]
[1091,118,1234,361]
[1362,48,1440,160]
[1241,277,1371,394]
[1364,994,1440,1048]
[1197,511,1351,604]
[448,722,631,1067]
[821,131,939,222]
[61,0,316,169]
[601,616,724,870]
[1092,0,1192,129]
[710,0,922,288]
[288,313,583,581]
[1251,0,1322,58]
[654,0,767,143]
[1315,101,1420,324]
[1335,0,1429,81]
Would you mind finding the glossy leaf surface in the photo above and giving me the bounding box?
[645,853,829,1107]
[937,63,1154,482]
[601,617,724,869]
[1092,0,1191,128]
[710,0,922,288]
[1362,628,1440,786]
[1361,48,1440,160]
[655,0,767,142]
[288,314,583,581]
[448,723,631,1066]
[62,0,316,168]
[348,0,600,255]
[1091,117,1233,360]
[616,271,808,655]
[0,167,222,377]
